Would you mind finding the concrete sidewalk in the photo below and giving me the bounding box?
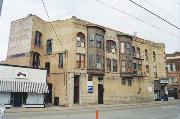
[5,99,180,113]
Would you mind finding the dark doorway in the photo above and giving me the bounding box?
[11,92,26,107]
[74,75,80,104]
[45,83,52,104]
[98,84,104,104]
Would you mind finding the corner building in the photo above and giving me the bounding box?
[6,15,167,106]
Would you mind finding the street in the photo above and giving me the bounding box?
[5,103,180,119]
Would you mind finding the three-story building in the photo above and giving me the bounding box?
[5,15,167,106]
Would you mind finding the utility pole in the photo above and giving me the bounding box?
[0,0,3,16]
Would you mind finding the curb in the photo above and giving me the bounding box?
[5,100,180,113]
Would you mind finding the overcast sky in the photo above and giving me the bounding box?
[0,0,180,61]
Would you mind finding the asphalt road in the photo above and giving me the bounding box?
[4,103,180,119]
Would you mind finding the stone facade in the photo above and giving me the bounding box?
[166,52,180,99]
[5,15,167,106]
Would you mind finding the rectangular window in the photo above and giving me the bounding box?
[128,79,132,87]
[153,66,158,78]
[59,53,64,68]
[146,65,149,73]
[96,34,102,48]
[121,78,126,85]
[112,59,117,72]
[47,39,52,54]
[133,63,137,74]
[35,31,42,47]
[121,43,125,53]
[88,75,93,81]
[89,34,95,47]
[76,54,85,68]
[121,60,126,72]
[88,54,95,69]
[32,53,40,68]
[45,62,50,74]
[106,58,111,72]
[96,54,102,69]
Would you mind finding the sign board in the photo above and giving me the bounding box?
[15,71,29,79]
[87,81,93,93]
[160,80,169,84]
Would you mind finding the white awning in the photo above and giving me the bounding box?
[0,80,48,93]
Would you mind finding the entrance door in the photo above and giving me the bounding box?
[98,84,104,104]
[12,92,23,107]
[74,75,80,104]
[45,83,52,104]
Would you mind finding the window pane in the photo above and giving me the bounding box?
[59,53,64,68]
[88,54,95,69]
[121,43,125,53]
[106,58,111,71]
[96,55,102,69]
[90,34,94,41]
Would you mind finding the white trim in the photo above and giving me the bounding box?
[0,80,48,93]
[22,104,44,108]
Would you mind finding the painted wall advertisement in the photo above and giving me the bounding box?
[7,18,33,56]
[87,81,93,93]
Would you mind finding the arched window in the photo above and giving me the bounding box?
[137,47,141,58]
[153,51,156,61]
[145,49,148,61]
[106,40,116,53]
[77,32,85,47]
[32,52,40,68]
[132,46,135,56]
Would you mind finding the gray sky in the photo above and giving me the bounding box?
[0,0,180,61]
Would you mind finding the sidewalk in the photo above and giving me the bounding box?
[5,99,180,113]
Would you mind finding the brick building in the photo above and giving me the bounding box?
[166,52,180,99]
[5,15,167,106]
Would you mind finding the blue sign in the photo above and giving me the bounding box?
[88,86,93,93]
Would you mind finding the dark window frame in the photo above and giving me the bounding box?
[35,31,42,47]
[45,62,50,74]
[59,53,64,68]
[32,52,40,68]
[46,39,52,54]
[76,53,85,68]
[77,32,85,47]
[106,40,116,53]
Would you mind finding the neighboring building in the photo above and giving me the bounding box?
[0,0,3,16]
[5,15,167,106]
[166,52,180,99]
[0,64,48,107]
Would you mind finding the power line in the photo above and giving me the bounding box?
[94,0,180,38]
[41,0,64,47]
[141,0,178,20]
[129,0,180,30]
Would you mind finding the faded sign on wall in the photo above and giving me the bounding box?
[7,18,33,56]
